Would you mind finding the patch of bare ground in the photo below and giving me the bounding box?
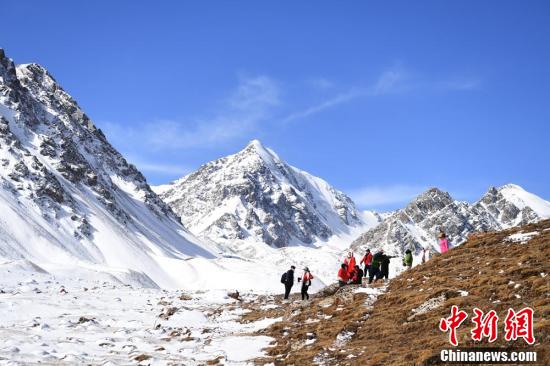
[251,219,550,365]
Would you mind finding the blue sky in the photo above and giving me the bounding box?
[2,1,549,210]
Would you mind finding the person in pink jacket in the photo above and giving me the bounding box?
[438,231,449,253]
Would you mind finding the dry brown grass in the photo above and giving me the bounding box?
[250,219,550,365]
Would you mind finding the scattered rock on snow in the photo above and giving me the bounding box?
[159,306,179,320]
[134,354,151,361]
[228,290,241,301]
[407,293,446,321]
[77,316,95,324]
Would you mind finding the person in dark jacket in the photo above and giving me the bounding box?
[379,254,397,281]
[283,265,295,299]
[352,265,364,284]
[369,250,384,284]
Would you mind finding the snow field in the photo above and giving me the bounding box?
[0,270,279,365]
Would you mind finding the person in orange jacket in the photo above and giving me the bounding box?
[338,263,350,286]
[343,252,356,276]
[298,267,314,300]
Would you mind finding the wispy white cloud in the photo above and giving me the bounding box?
[228,75,280,111]
[100,75,280,151]
[372,69,405,95]
[282,68,407,123]
[282,89,362,123]
[281,68,482,123]
[349,184,426,208]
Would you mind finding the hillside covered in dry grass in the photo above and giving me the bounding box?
[247,219,549,365]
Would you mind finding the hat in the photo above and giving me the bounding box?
[291,265,296,269]
[304,267,309,271]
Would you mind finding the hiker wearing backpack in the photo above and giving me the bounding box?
[438,230,449,254]
[338,263,350,286]
[344,252,356,276]
[360,249,372,277]
[369,250,384,284]
[298,267,313,300]
[403,249,413,270]
[281,265,295,300]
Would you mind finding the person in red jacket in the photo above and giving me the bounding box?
[298,267,314,300]
[343,252,356,276]
[338,264,350,287]
[360,249,372,277]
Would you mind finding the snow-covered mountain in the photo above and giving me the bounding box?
[350,184,550,258]
[3,47,547,292]
[154,140,381,258]
[0,49,290,290]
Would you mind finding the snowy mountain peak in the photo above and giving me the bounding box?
[477,184,550,225]
[408,187,453,208]
[155,141,379,255]
[239,139,282,167]
[351,183,549,260]
[499,183,525,191]
[246,138,266,152]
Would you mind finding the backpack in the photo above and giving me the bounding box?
[280,272,287,284]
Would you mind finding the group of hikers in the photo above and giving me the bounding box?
[337,248,406,286]
[281,229,451,299]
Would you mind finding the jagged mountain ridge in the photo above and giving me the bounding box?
[155,140,381,256]
[350,184,550,257]
[0,49,218,288]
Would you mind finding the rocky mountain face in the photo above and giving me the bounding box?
[155,140,380,255]
[350,184,550,256]
[0,49,213,288]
